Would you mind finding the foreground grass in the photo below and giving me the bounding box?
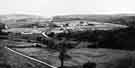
[0,40,52,68]
[1,40,135,68]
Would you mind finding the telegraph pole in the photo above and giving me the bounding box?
[58,38,66,68]
[58,26,68,68]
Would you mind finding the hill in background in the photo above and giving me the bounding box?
[0,14,51,28]
[0,14,135,28]
[52,14,135,27]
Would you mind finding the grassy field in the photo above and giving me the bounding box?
[0,40,52,68]
[13,46,133,68]
[0,35,135,68]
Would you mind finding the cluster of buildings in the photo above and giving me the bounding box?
[53,20,90,27]
[51,20,128,33]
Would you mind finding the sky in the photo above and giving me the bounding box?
[0,0,135,17]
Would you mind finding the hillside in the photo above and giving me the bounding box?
[52,14,135,27]
[1,14,135,28]
[0,14,51,28]
[1,14,135,68]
